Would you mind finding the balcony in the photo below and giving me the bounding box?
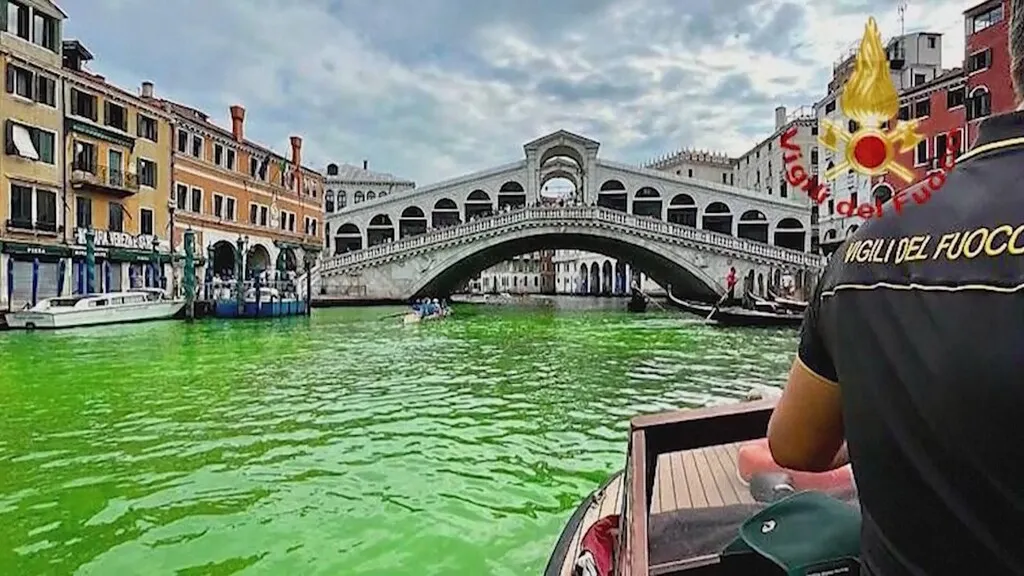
[69,163,139,196]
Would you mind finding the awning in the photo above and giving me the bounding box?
[11,124,39,160]
[107,248,172,263]
[2,241,71,258]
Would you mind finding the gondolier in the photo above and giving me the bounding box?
[725,266,737,304]
[768,8,1024,574]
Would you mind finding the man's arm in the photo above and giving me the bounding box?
[767,274,847,472]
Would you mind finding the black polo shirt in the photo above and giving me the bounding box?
[800,110,1024,576]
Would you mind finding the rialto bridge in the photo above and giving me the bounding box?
[312,130,821,302]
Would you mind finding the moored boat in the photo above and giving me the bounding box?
[546,400,862,575]
[666,291,803,328]
[4,289,185,330]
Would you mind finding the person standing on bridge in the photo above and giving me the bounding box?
[768,6,1024,574]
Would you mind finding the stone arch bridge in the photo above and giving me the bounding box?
[307,206,821,302]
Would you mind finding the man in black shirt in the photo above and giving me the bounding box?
[767,3,1024,574]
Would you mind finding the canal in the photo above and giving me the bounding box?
[0,300,798,575]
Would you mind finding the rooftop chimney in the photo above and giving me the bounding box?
[362,159,368,170]
[140,81,154,98]
[290,135,302,169]
[230,105,245,141]
[774,106,787,130]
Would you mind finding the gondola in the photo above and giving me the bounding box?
[766,289,809,314]
[546,400,861,576]
[666,291,803,328]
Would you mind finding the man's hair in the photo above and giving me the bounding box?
[1013,0,1024,101]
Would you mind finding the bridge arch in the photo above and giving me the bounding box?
[334,223,361,254]
[667,193,697,227]
[246,243,272,276]
[497,181,526,210]
[598,179,627,212]
[367,214,394,246]
[432,198,461,229]
[702,201,733,235]
[601,260,613,294]
[589,262,600,295]
[632,186,662,219]
[399,206,427,238]
[210,240,236,276]
[464,189,493,221]
[539,144,585,168]
[407,226,721,301]
[773,217,806,251]
[577,263,588,293]
[737,209,768,243]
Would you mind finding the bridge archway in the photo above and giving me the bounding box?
[367,214,394,246]
[399,206,427,238]
[601,260,613,294]
[702,202,733,235]
[246,243,271,276]
[407,227,722,301]
[334,223,362,254]
[737,209,768,243]
[598,180,627,211]
[589,262,600,295]
[432,198,461,228]
[773,218,806,250]
[211,241,236,276]
[539,144,585,169]
[667,193,697,227]
[465,189,493,221]
[578,263,588,293]
[497,181,526,210]
[633,187,662,219]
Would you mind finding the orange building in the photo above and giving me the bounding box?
[151,93,324,286]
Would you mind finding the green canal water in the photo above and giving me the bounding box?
[0,300,797,576]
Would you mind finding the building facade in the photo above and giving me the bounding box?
[162,97,323,286]
[644,149,735,186]
[0,0,66,308]
[61,40,175,293]
[323,160,415,254]
[964,0,1012,146]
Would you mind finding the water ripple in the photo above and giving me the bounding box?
[0,303,795,575]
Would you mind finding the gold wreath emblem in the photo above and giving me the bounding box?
[819,17,924,183]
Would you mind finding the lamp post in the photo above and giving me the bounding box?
[234,235,249,315]
[168,201,176,297]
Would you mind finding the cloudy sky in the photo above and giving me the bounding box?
[67,0,981,184]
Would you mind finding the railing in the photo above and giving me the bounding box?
[5,218,57,233]
[69,163,141,193]
[321,206,821,272]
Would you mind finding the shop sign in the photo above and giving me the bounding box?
[75,228,158,251]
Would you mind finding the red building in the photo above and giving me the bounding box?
[873,0,1011,201]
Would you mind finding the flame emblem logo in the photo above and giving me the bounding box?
[819,18,924,183]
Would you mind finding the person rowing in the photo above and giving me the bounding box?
[769,10,1024,575]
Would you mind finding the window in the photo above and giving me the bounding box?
[138,115,158,141]
[108,203,124,232]
[934,133,949,164]
[72,140,95,172]
[175,183,187,210]
[913,99,930,118]
[6,1,29,40]
[687,168,693,177]
[280,211,288,230]
[5,63,31,99]
[70,89,97,121]
[76,196,92,228]
[34,74,55,106]
[176,129,188,153]
[225,149,235,170]
[9,183,32,225]
[214,143,224,166]
[824,100,835,114]
[28,126,54,163]
[191,135,203,158]
[249,156,258,177]
[140,208,153,235]
[897,105,909,120]
[721,173,727,184]
[225,197,236,221]
[259,206,268,226]
[914,139,928,166]
[249,203,258,224]
[310,219,318,236]
[914,73,926,86]
[947,87,965,108]
[810,148,818,165]
[288,212,295,232]
[36,189,55,230]
[31,10,58,52]
[967,49,992,73]
[927,36,936,49]
[214,193,224,218]
[103,102,128,131]
[848,119,858,132]
[190,187,202,213]
[967,87,991,120]
[137,158,156,187]
[971,5,1003,33]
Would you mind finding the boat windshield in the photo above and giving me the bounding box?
[47,297,86,307]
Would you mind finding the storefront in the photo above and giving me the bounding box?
[70,228,171,294]
[1,241,72,308]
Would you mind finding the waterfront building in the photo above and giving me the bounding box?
[160,97,323,286]
[478,253,547,294]
[643,149,734,186]
[61,40,174,293]
[0,0,66,308]
[964,0,1012,144]
[323,160,414,254]
[551,250,664,296]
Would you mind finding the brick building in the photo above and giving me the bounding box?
[964,0,1012,145]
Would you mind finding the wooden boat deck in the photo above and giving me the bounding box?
[557,442,751,575]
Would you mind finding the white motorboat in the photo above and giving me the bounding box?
[4,289,185,330]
